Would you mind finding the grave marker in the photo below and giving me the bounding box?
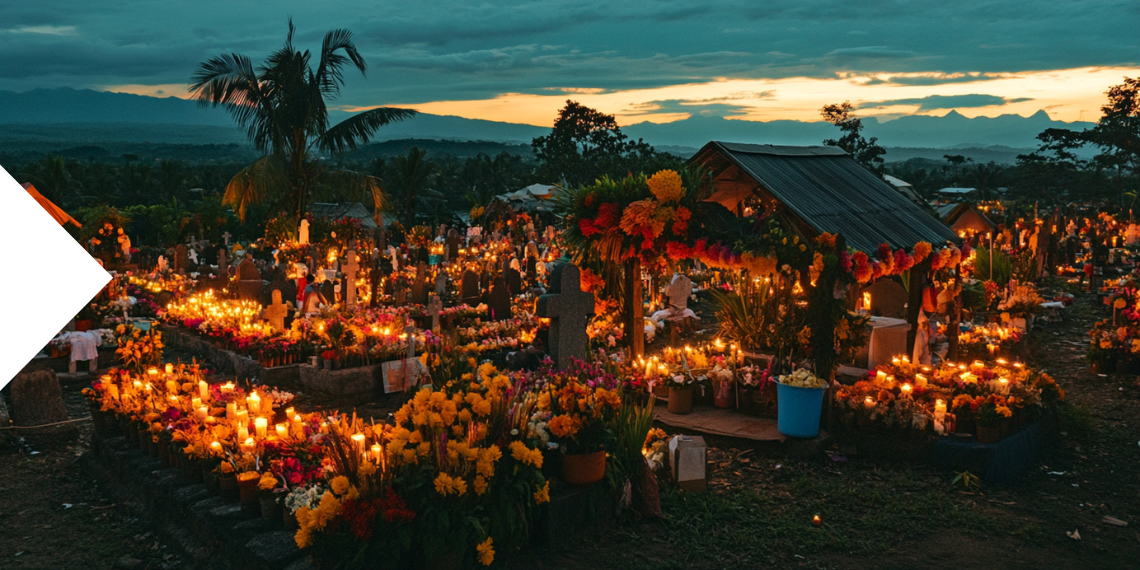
[461,269,482,304]
[342,249,360,309]
[535,263,596,369]
[264,290,289,332]
[427,294,443,331]
[174,245,188,274]
[485,276,512,321]
[446,228,460,261]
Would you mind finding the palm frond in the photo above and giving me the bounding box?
[316,28,366,97]
[223,156,289,221]
[189,53,265,137]
[320,107,417,155]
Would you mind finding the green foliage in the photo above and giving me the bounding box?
[820,101,886,175]
[532,100,680,187]
[974,246,1012,285]
[951,471,982,490]
[713,273,807,359]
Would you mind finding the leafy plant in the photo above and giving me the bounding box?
[951,471,982,490]
[974,247,1012,285]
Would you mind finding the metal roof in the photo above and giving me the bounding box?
[693,141,960,253]
[310,202,378,228]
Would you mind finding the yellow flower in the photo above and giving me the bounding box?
[647,169,685,203]
[474,475,489,495]
[509,441,544,468]
[330,475,350,496]
[258,473,278,491]
[476,537,495,566]
[995,406,1013,418]
[534,480,550,505]
[1115,298,1127,310]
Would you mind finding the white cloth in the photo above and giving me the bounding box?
[866,316,911,369]
[912,309,931,366]
[68,331,101,362]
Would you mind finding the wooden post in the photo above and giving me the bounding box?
[947,267,962,361]
[906,257,931,355]
[624,257,644,360]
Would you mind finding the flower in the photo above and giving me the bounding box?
[647,169,685,203]
[533,480,550,505]
[476,537,495,566]
[913,242,933,262]
[815,232,837,248]
[330,475,350,496]
[1115,298,1127,310]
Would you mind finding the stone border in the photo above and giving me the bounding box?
[83,433,313,570]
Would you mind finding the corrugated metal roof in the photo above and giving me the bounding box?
[310,202,378,228]
[695,141,959,253]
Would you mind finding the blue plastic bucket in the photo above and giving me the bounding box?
[776,382,826,438]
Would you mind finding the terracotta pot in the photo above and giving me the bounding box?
[75,319,94,332]
[238,474,261,516]
[976,425,1002,444]
[561,450,607,485]
[668,387,693,414]
[652,383,670,398]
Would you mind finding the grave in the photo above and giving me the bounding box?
[461,269,482,304]
[505,266,522,294]
[236,257,263,301]
[319,280,336,307]
[263,290,290,332]
[174,245,188,274]
[446,228,460,260]
[342,249,360,309]
[535,263,595,369]
[8,367,77,442]
[434,271,448,296]
[411,264,428,305]
[485,276,513,321]
[427,294,443,330]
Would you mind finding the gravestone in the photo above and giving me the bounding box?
[411,264,428,305]
[320,280,336,307]
[505,267,522,294]
[188,247,199,267]
[434,271,448,296]
[393,276,408,306]
[174,245,188,274]
[369,260,383,308]
[427,294,443,330]
[416,246,430,266]
[8,367,77,441]
[461,270,482,304]
[299,219,310,245]
[526,256,537,276]
[863,280,909,319]
[375,226,387,250]
[446,229,460,261]
[218,249,228,279]
[222,231,232,247]
[535,264,596,370]
[342,249,360,309]
[235,257,262,301]
[405,325,417,359]
[485,277,512,321]
[264,289,290,332]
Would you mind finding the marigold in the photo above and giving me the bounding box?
[476,537,495,566]
[533,480,550,505]
[330,475,350,496]
[647,169,685,203]
[912,241,933,262]
[815,232,837,248]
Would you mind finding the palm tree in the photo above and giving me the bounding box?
[386,147,441,228]
[190,20,414,222]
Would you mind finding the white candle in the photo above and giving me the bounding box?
[275,424,288,439]
[864,396,875,410]
[934,399,947,421]
[915,374,928,388]
[165,380,178,394]
[237,424,249,442]
[165,363,174,375]
[248,392,260,414]
[192,397,202,410]
[196,406,208,420]
[255,417,268,439]
[226,402,238,418]
[198,381,209,401]
[875,371,887,383]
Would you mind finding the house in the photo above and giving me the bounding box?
[309,202,378,229]
[936,203,997,237]
[882,174,925,206]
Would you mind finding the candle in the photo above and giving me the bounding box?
[196,406,208,420]
[900,383,912,395]
[998,377,1009,394]
[371,444,382,461]
[285,407,295,419]
[915,374,928,388]
[236,410,248,426]
[221,382,235,393]
[351,433,366,451]
[248,392,261,414]
[934,399,947,420]
[107,383,119,400]
[165,363,174,375]
[165,380,177,394]
[192,397,202,410]
[255,417,268,439]
[237,423,249,442]
[864,396,875,410]
[812,515,822,527]
[987,343,998,356]
[210,441,222,454]
[227,402,238,418]
[891,357,901,366]
[198,381,209,401]
[275,424,288,440]
[242,437,255,453]
[875,371,887,383]
[863,292,872,312]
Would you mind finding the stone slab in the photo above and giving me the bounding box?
[654,405,786,442]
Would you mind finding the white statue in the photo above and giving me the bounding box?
[299,219,310,245]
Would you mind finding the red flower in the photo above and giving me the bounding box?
[578,218,599,236]
[595,203,621,229]
[893,249,914,272]
[876,243,892,262]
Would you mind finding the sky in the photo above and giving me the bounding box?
[1,0,1138,126]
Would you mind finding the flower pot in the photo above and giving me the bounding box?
[976,425,1002,444]
[89,404,106,432]
[283,508,299,530]
[157,441,170,464]
[652,382,670,398]
[713,378,736,408]
[667,387,693,414]
[776,383,826,439]
[561,450,607,485]
[260,492,281,523]
[75,319,94,332]
[238,474,261,517]
[323,358,332,371]
[218,473,239,502]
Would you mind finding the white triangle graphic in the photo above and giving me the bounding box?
[0,164,110,388]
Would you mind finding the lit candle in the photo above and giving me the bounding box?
[196,406,208,420]
[864,396,875,410]
[198,381,209,401]
[248,392,260,414]
[812,515,822,527]
[371,444,382,461]
[165,363,174,375]
[275,424,288,439]
[242,437,255,453]
[934,399,947,420]
[255,417,268,439]
[210,441,221,454]
[351,433,366,452]
[901,383,912,395]
[875,371,887,383]
[237,423,249,442]
[285,407,295,419]
[226,402,238,418]
[987,343,998,356]
[236,410,248,427]
[221,382,235,393]
[915,374,928,388]
[192,397,202,410]
[165,380,177,394]
[998,377,1009,394]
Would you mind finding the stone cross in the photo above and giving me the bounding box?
[264,289,289,332]
[434,271,448,296]
[535,263,596,370]
[427,294,443,331]
[299,219,310,245]
[188,248,198,266]
[222,231,232,247]
[342,249,360,309]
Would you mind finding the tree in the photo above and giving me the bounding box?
[386,147,441,228]
[820,101,887,174]
[190,20,414,222]
[532,100,675,187]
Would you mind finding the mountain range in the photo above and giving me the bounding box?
[0,88,1098,162]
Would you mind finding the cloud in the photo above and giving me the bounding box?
[859,94,1033,111]
[824,46,920,60]
[6,25,77,36]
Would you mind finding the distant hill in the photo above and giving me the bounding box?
[0,88,1097,164]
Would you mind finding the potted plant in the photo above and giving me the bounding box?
[775,368,827,438]
[321,349,338,371]
[538,374,622,485]
[975,396,1013,444]
[665,374,696,415]
[739,360,775,417]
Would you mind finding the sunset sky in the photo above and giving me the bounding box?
[2,0,1138,126]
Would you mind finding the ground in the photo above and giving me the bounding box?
[2,291,1139,569]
